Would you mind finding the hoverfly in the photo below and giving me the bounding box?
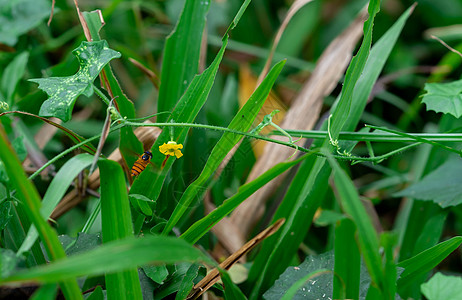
[131,151,153,177]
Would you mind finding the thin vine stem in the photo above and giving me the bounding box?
[27,119,433,181]
[28,123,125,180]
[274,129,462,143]
[366,124,462,155]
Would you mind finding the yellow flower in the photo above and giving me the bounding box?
[159,141,183,158]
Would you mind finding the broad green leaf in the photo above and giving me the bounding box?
[129,194,156,216]
[162,60,286,235]
[181,154,310,244]
[421,79,462,118]
[0,127,82,299]
[0,0,50,46]
[394,157,462,208]
[99,159,142,300]
[30,40,121,122]
[143,264,169,284]
[175,263,201,300]
[1,235,212,284]
[397,236,462,290]
[154,263,205,300]
[17,154,94,256]
[421,272,462,300]
[333,218,360,300]
[62,233,102,256]
[157,0,211,122]
[1,52,29,105]
[263,251,371,300]
[281,269,331,300]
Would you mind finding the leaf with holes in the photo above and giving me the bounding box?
[421,79,462,118]
[29,40,121,122]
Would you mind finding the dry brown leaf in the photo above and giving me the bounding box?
[257,0,315,86]
[187,219,285,300]
[216,5,370,252]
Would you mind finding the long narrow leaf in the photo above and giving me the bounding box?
[18,154,94,255]
[1,235,212,285]
[129,0,252,214]
[397,236,462,289]
[249,1,383,297]
[181,154,310,244]
[326,153,385,294]
[129,39,227,207]
[163,60,286,235]
[99,159,142,299]
[333,218,360,299]
[0,127,82,299]
[157,0,211,121]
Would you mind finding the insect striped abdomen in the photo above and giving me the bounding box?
[131,151,153,177]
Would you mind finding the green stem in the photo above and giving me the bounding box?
[93,85,111,106]
[28,123,125,180]
[29,121,438,182]
[365,125,461,155]
[273,129,462,143]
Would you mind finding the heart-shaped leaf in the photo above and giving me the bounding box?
[421,79,462,118]
[30,40,121,121]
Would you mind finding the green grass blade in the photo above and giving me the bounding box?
[181,154,310,244]
[130,0,252,214]
[248,156,330,298]
[129,39,228,207]
[99,159,142,299]
[381,232,398,299]
[249,1,383,295]
[397,236,462,290]
[326,153,385,295]
[1,235,212,284]
[0,127,82,299]
[1,51,29,106]
[157,0,211,122]
[30,283,58,300]
[162,60,286,235]
[220,268,247,300]
[342,3,415,131]
[329,0,381,139]
[333,218,360,299]
[18,153,94,255]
